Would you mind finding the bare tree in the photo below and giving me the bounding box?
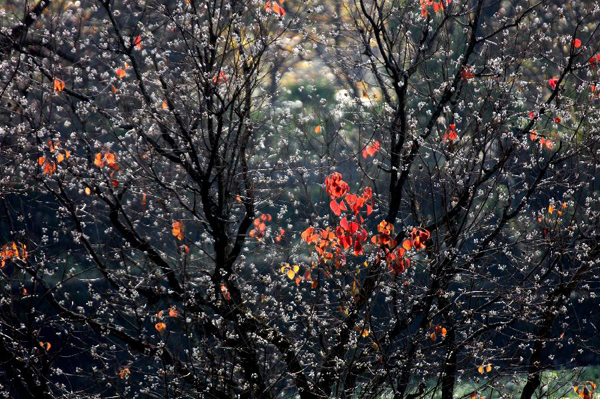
[0,0,599,398]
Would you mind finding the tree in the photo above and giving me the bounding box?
[0,0,599,398]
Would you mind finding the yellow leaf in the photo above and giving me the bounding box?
[286,269,295,279]
[486,364,492,372]
[478,365,484,374]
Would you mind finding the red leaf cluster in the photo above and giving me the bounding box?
[362,141,380,158]
[443,124,458,142]
[249,213,272,241]
[264,0,285,16]
[419,0,451,17]
[325,172,349,199]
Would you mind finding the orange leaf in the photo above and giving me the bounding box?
[162,100,168,110]
[155,322,167,332]
[315,125,321,134]
[118,367,131,379]
[53,78,65,92]
[116,68,126,79]
[94,153,104,168]
[43,161,55,176]
[103,152,119,170]
[172,221,184,240]
[302,227,315,242]
[272,1,286,16]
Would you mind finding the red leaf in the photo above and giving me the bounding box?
[340,217,349,231]
[330,200,341,216]
[362,141,380,158]
[348,221,359,235]
[339,199,348,212]
[134,35,142,50]
[341,235,352,249]
[353,240,363,256]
